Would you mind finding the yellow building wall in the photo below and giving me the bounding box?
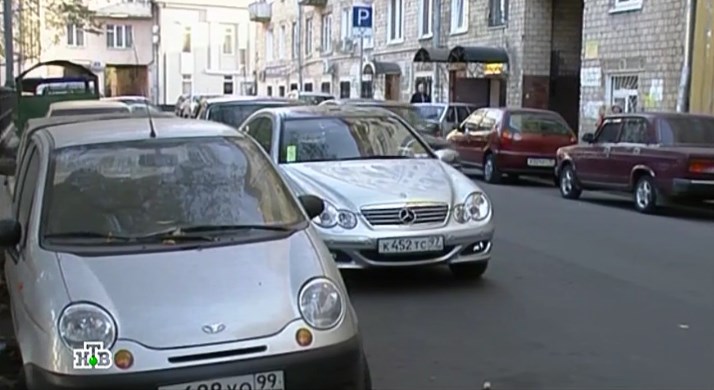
[690,0,714,114]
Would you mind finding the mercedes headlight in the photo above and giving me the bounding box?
[58,303,117,350]
[312,200,357,229]
[298,278,345,330]
[453,192,491,223]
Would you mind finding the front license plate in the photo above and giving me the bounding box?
[527,158,555,167]
[159,371,284,390]
[378,236,444,254]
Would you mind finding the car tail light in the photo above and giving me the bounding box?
[569,134,577,143]
[688,159,714,173]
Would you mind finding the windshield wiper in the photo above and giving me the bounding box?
[44,232,134,241]
[43,231,217,243]
[140,224,296,238]
[335,155,412,161]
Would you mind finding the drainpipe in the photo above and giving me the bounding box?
[676,0,697,112]
[3,0,14,87]
[432,0,441,102]
[297,4,304,89]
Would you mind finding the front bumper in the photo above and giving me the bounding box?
[25,336,366,390]
[322,219,495,269]
[671,178,714,199]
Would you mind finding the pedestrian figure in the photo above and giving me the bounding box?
[410,83,431,103]
[595,104,607,128]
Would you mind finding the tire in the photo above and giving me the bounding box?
[633,175,658,214]
[558,164,582,199]
[483,154,501,184]
[449,261,488,279]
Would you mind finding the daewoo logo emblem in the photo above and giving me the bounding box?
[398,207,417,224]
[202,323,226,334]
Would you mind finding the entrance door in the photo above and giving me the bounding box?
[453,78,489,106]
[384,75,400,100]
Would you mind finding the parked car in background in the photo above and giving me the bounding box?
[287,91,335,105]
[413,102,478,137]
[447,108,577,183]
[179,94,222,118]
[0,114,371,390]
[556,112,714,213]
[103,96,164,114]
[45,100,131,117]
[174,94,189,115]
[238,105,494,278]
[197,96,303,128]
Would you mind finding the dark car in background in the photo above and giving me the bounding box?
[196,96,303,128]
[447,108,577,183]
[556,112,714,213]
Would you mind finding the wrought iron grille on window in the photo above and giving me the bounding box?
[608,75,639,113]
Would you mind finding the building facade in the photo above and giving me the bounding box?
[155,0,257,106]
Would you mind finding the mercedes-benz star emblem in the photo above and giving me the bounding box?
[202,323,226,334]
[398,207,417,224]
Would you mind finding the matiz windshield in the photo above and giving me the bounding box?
[41,136,305,249]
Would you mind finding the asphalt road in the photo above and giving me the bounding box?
[345,179,714,390]
[2,179,714,389]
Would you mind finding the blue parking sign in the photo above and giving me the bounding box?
[352,4,373,29]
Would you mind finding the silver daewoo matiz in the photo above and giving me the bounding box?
[0,115,370,389]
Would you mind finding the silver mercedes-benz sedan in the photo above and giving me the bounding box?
[238,106,495,278]
[0,115,370,389]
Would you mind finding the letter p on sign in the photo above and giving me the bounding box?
[352,5,373,29]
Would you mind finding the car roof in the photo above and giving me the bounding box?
[325,98,414,108]
[292,91,333,97]
[203,95,298,105]
[102,96,148,102]
[604,111,714,120]
[49,100,129,110]
[265,105,397,120]
[36,116,242,149]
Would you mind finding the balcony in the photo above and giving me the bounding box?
[90,0,152,19]
[248,2,272,23]
[298,0,327,7]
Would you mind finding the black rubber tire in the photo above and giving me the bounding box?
[483,154,501,184]
[558,164,582,199]
[633,175,658,214]
[449,261,489,279]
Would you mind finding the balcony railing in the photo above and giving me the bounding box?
[248,2,272,23]
[298,0,327,7]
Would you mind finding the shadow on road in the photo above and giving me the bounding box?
[341,266,496,294]
[581,196,714,222]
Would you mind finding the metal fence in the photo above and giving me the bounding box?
[0,87,16,132]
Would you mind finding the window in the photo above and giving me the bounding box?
[278,25,286,60]
[265,29,274,62]
[321,82,331,93]
[657,116,714,145]
[291,22,298,59]
[182,26,192,52]
[414,76,433,98]
[388,0,404,42]
[305,18,313,56]
[507,112,572,135]
[619,117,648,143]
[456,106,471,123]
[418,0,433,38]
[181,74,192,94]
[267,86,273,96]
[16,147,40,245]
[361,81,373,98]
[339,81,350,98]
[246,117,274,154]
[341,7,372,49]
[611,0,643,13]
[222,25,235,54]
[279,86,286,97]
[223,75,234,94]
[209,103,292,127]
[608,75,639,113]
[488,0,508,26]
[290,83,298,91]
[66,24,84,47]
[303,83,313,92]
[595,120,622,143]
[450,0,468,34]
[106,24,133,49]
[321,14,333,53]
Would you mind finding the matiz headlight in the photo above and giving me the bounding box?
[298,278,345,330]
[58,303,117,350]
[313,200,357,229]
[453,191,491,223]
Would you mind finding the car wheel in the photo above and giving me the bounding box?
[483,154,501,184]
[449,261,488,279]
[634,175,658,214]
[559,164,582,199]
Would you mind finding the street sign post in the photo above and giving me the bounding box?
[352,4,373,98]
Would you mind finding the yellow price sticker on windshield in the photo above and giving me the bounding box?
[286,145,297,162]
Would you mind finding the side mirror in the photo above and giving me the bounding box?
[0,158,16,177]
[298,194,325,220]
[434,148,459,163]
[581,133,594,143]
[0,219,21,247]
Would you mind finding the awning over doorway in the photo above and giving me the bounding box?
[362,61,402,75]
[412,48,451,63]
[448,46,509,63]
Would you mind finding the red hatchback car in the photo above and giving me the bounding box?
[446,108,577,183]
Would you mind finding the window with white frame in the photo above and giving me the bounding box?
[106,24,133,49]
[418,0,433,38]
[66,24,84,46]
[279,24,286,59]
[182,26,192,52]
[292,22,298,59]
[223,75,234,94]
[305,17,313,56]
[388,0,404,42]
[222,25,235,54]
[488,0,508,26]
[265,28,274,62]
[321,13,333,53]
[607,74,639,112]
[181,74,192,95]
[611,0,643,12]
[450,0,468,34]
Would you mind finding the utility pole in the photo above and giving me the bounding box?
[3,0,14,87]
[432,0,441,102]
[296,4,303,90]
[358,30,364,98]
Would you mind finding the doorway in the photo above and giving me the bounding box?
[105,65,148,96]
[384,74,400,100]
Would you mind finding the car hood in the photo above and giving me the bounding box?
[280,159,461,209]
[57,231,324,349]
